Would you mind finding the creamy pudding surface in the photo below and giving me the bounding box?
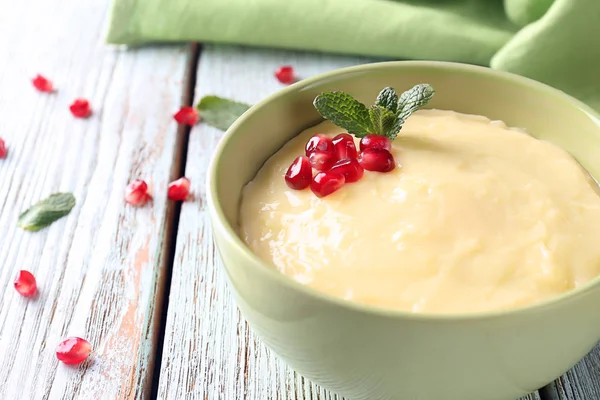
[239,110,600,314]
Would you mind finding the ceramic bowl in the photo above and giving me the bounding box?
[207,61,600,400]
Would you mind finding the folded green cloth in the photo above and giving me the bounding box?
[107,0,600,110]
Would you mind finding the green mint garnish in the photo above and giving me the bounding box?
[18,193,76,232]
[312,91,372,137]
[375,87,399,114]
[196,95,251,131]
[313,84,434,140]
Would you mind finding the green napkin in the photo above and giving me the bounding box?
[107,0,600,110]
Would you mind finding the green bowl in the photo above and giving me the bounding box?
[207,61,600,400]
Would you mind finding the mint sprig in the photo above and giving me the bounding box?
[313,84,434,140]
[312,91,372,137]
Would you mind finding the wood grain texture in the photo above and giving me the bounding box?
[0,0,188,398]
[541,343,600,400]
[156,45,541,400]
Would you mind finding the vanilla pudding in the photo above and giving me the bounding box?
[239,110,600,314]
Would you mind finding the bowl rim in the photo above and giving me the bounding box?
[207,60,600,321]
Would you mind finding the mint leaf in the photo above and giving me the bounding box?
[18,193,75,232]
[313,92,372,137]
[396,84,435,122]
[196,96,251,131]
[369,105,396,136]
[375,87,398,114]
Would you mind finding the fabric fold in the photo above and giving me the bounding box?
[106,0,600,110]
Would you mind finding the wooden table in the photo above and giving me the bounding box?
[1,0,599,398]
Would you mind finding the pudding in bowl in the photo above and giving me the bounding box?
[207,61,600,400]
[239,109,600,314]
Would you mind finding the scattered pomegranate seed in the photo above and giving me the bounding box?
[168,177,191,201]
[56,337,92,365]
[311,171,345,198]
[309,150,336,172]
[275,65,295,84]
[359,134,392,152]
[69,98,91,118]
[32,74,54,92]
[14,270,37,297]
[173,106,199,126]
[0,138,6,159]
[330,158,364,183]
[305,134,333,156]
[332,133,357,160]
[285,156,312,190]
[125,179,150,206]
[358,148,396,172]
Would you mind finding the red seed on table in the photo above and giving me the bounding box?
[0,138,6,159]
[69,98,91,118]
[274,65,295,84]
[330,158,364,183]
[332,133,357,160]
[14,270,37,297]
[125,179,149,206]
[358,148,396,172]
[311,171,345,198]
[359,134,392,152]
[168,177,191,201]
[56,337,92,365]
[285,156,312,190]
[32,74,54,92]
[173,106,199,125]
[305,134,333,156]
[309,150,336,172]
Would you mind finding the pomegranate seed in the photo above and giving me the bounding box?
[305,134,333,156]
[32,74,54,92]
[309,150,336,172]
[275,65,295,84]
[69,98,91,118]
[168,177,191,201]
[330,158,364,183]
[285,156,312,190]
[56,337,92,365]
[0,138,6,159]
[173,106,199,125]
[14,270,37,297]
[125,179,150,206]
[332,133,357,160]
[310,171,345,198]
[358,148,396,172]
[359,134,392,152]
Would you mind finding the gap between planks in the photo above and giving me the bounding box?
[149,43,202,399]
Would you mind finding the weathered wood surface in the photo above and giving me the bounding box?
[541,343,600,400]
[0,0,189,398]
[155,45,543,400]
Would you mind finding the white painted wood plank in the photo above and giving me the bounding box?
[0,0,188,398]
[156,44,541,400]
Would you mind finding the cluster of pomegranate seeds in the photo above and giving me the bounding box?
[167,177,191,201]
[125,180,150,206]
[69,98,92,118]
[0,138,7,159]
[275,65,295,85]
[173,106,199,125]
[32,74,54,92]
[14,270,37,297]
[56,337,92,365]
[285,132,396,197]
